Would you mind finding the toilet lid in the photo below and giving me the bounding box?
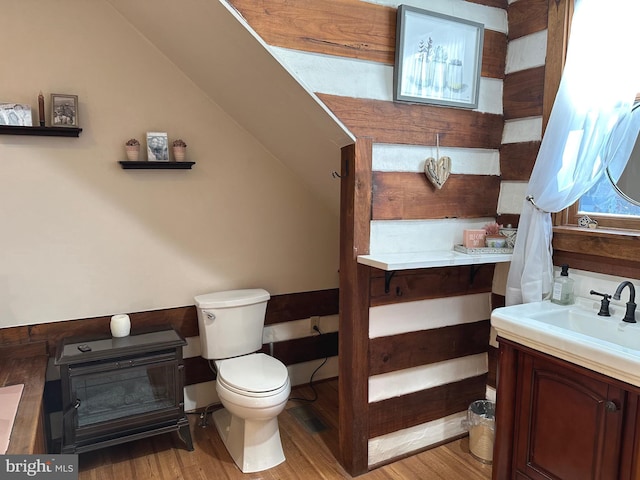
[217,353,288,394]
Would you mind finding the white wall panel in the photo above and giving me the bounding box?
[272,47,391,100]
[271,47,503,115]
[497,181,528,215]
[369,353,488,402]
[506,30,548,74]
[502,117,543,143]
[368,412,468,466]
[370,293,491,338]
[477,78,504,115]
[486,386,496,402]
[263,314,339,343]
[370,219,497,254]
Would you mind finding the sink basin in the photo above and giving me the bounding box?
[528,307,640,350]
[492,298,640,386]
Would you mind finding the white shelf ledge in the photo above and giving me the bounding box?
[357,250,512,271]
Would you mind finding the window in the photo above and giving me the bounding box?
[551,0,640,278]
[561,102,640,231]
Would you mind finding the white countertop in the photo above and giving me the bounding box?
[357,249,513,271]
[492,299,640,388]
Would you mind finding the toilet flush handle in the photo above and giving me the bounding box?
[206,312,216,321]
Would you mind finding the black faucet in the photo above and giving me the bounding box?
[613,281,637,323]
[590,290,611,316]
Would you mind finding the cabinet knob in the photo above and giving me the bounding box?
[605,400,617,412]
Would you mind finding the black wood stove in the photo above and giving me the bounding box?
[55,326,194,454]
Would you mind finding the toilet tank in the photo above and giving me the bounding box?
[195,289,270,360]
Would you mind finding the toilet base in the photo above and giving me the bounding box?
[212,407,286,473]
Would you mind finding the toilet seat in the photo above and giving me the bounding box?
[216,353,289,398]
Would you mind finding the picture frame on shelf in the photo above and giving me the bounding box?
[393,5,484,109]
[146,132,169,161]
[51,94,79,127]
[0,103,33,126]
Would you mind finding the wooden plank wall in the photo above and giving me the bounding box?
[497,0,548,201]
[226,0,507,474]
[496,0,549,245]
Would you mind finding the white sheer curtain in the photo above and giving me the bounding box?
[506,0,640,305]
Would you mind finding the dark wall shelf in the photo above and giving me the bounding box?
[119,161,195,170]
[0,125,83,137]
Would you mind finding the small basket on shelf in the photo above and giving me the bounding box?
[172,139,187,161]
[125,138,140,161]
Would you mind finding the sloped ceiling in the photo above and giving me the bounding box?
[106,0,354,214]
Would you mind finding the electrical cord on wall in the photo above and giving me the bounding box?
[289,325,328,403]
[184,360,220,428]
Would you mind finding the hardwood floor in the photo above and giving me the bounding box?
[78,379,492,479]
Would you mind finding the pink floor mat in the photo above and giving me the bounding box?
[0,384,24,454]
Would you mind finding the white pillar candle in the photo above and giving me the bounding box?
[110,314,131,337]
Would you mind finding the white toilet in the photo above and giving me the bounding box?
[195,289,291,473]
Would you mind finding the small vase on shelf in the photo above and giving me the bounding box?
[125,138,141,161]
[172,139,187,162]
[485,235,507,248]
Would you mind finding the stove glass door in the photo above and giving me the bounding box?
[70,352,177,428]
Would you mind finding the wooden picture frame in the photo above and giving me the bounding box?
[393,5,484,109]
[51,94,79,127]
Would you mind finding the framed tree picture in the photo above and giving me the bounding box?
[393,5,484,109]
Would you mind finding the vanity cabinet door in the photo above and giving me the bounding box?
[513,353,625,480]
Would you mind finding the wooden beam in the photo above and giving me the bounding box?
[370,265,493,307]
[508,0,549,40]
[488,345,499,389]
[372,173,500,220]
[468,0,508,9]
[369,321,490,375]
[503,66,545,120]
[552,227,640,262]
[553,251,640,280]
[0,325,30,345]
[492,340,519,479]
[339,140,372,476]
[497,214,520,229]
[543,0,573,133]
[500,141,540,181]
[29,306,199,357]
[319,95,504,149]
[3,289,340,357]
[369,375,487,438]
[265,288,339,325]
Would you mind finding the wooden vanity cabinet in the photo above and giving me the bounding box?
[493,338,640,480]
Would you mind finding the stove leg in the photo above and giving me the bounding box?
[179,423,194,451]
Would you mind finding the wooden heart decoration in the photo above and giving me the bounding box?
[424,156,451,190]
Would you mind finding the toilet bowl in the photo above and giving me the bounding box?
[213,353,291,473]
[194,289,291,473]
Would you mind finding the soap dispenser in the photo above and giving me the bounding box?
[551,264,575,305]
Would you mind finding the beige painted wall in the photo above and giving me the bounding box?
[0,1,340,328]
